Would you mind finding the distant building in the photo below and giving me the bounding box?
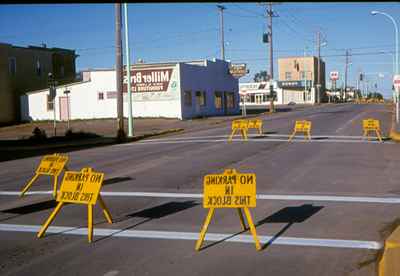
[21,59,240,121]
[278,56,326,103]
[0,42,77,124]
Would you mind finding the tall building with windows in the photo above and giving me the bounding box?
[0,42,77,124]
[278,56,326,103]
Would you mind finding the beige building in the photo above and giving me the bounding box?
[0,43,77,124]
[278,56,326,103]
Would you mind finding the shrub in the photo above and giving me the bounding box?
[29,127,47,141]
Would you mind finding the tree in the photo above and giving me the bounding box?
[253,71,269,82]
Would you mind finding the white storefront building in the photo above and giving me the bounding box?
[239,80,316,109]
[21,59,240,121]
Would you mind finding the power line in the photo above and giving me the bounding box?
[230,3,266,18]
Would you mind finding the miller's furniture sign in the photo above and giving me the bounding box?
[229,64,249,78]
[123,68,173,93]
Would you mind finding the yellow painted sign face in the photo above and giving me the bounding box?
[295,120,311,132]
[36,154,68,176]
[247,119,262,129]
[363,119,380,130]
[57,168,104,205]
[232,119,248,130]
[203,169,256,208]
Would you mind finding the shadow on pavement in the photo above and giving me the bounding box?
[257,204,324,250]
[93,200,199,243]
[1,199,60,215]
[198,204,323,251]
[103,176,134,186]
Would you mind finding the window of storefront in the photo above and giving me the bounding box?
[47,95,54,111]
[226,92,235,108]
[98,92,104,100]
[214,92,222,109]
[9,57,16,76]
[196,91,206,107]
[285,72,292,80]
[184,91,192,106]
[36,60,42,76]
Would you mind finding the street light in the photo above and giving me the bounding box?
[380,50,396,101]
[371,10,399,123]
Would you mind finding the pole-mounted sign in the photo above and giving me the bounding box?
[229,64,249,79]
[330,71,339,81]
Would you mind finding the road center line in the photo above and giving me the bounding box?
[2,191,400,204]
[0,223,382,250]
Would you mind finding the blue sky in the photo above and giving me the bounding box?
[1,2,400,98]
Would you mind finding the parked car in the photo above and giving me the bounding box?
[288,101,296,106]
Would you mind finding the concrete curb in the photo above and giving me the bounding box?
[378,225,400,276]
[388,104,400,142]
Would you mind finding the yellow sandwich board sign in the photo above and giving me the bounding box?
[362,118,383,142]
[203,169,256,208]
[228,119,263,142]
[288,120,312,141]
[196,169,261,251]
[56,169,103,205]
[20,153,69,197]
[247,119,263,135]
[37,167,113,243]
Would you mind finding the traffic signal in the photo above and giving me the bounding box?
[263,33,269,43]
[359,73,363,81]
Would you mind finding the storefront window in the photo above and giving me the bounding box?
[226,92,235,108]
[214,92,222,109]
[196,91,206,107]
[184,91,192,106]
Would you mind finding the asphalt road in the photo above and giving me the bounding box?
[0,103,398,276]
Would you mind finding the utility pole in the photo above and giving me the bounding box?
[217,5,226,60]
[344,49,350,102]
[124,3,133,137]
[316,30,321,104]
[115,3,124,138]
[266,2,277,113]
[267,2,274,80]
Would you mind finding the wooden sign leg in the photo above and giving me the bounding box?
[237,208,247,231]
[53,175,58,198]
[376,130,383,142]
[88,204,93,243]
[98,195,113,223]
[37,202,64,238]
[20,174,40,197]
[243,207,261,251]
[242,129,248,141]
[228,128,237,142]
[258,126,263,135]
[288,131,296,142]
[195,208,215,251]
[307,131,311,141]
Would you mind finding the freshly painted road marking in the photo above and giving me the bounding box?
[138,134,378,141]
[124,138,393,145]
[0,223,382,250]
[2,191,400,204]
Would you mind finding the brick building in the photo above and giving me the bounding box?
[0,43,77,124]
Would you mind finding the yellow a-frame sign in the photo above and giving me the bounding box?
[196,169,261,251]
[20,153,69,197]
[288,120,312,142]
[37,167,113,243]
[363,118,383,142]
